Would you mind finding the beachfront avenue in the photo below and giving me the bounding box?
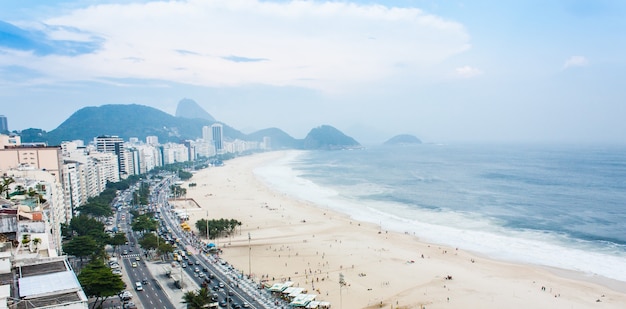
[115,174,283,309]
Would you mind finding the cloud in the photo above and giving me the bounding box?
[454,65,483,78]
[0,20,102,56]
[2,0,470,91]
[563,56,589,69]
[222,55,268,63]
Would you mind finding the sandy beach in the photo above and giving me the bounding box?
[172,151,626,309]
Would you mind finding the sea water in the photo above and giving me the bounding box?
[254,144,626,283]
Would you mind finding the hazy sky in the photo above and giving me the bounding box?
[1,0,625,144]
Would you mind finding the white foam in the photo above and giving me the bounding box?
[254,151,626,283]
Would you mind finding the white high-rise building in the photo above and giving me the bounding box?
[94,135,127,178]
[202,126,212,142]
[146,135,159,146]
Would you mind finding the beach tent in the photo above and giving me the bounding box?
[289,294,316,307]
[268,281,293,293]
[305,301,320,308]
[287,287,305,298]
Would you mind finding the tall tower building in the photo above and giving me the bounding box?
[0,115,8,132]
[202,126,212,142]
[211,123,223,153]
[146,135,159,146]
[94,135,126,178]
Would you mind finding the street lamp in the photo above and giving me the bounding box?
[248,233,251,279]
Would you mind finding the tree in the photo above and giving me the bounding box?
[109,232,128,254]
[181,287,214,309]
[157,242,175,258]
[0,176,15,199]
[63,236,99,264]
[131,214,158,233]
[78,259,126,309]
[70,215,105,237]
[77,201,113,218]
[178,170,193,181]
[138,233,159,251]
[195,218,241,239]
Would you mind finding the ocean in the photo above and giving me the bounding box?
[254,144,626,283]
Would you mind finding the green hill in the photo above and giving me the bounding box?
[45,104,245,145]
[303,125,361,150]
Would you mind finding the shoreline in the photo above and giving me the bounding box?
[175,151,626,308]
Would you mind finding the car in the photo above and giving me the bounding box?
[181,263,187,268]
[198,272,206,278]
[122,250,128,255]
[131,262,137,268]
[212,285,220,291]
[219,300,227,307]
[242,302,250,308]
[135,256,141,261]
[233,304,242,309]
[194,267,200,273]
[195,260,200,265]
[202,267,208,272]
[227,290,234,296]
[209,273,215,279]
[123,302,137,309]
[218,282,224,288]
[142,278,149,285]
[119,291,132,301]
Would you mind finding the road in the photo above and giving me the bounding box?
[113,175,285,309]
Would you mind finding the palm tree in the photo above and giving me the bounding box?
[0,176,15,199]
[181,287,214,309]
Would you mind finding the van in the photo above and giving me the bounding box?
[135,282,143,291]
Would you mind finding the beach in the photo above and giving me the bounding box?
[173,151,626,309]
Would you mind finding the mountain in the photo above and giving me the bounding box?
[19,102,361,151]
[302,125,361,150]
[384,134,422,145]
[44,104,245,145]
[175,98,215,122]
[246,127,301,149]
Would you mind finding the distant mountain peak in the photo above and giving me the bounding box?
[384,134,422,145]
[175,98,215,122]
[303,125,361,150]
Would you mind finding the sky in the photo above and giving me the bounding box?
[1,0,625,145]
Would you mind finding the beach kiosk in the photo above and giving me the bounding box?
[289,294,317,307]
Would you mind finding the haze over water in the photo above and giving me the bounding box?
[255,144,626,284]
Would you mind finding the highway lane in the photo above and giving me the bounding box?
[116,187,177,309]
[151,175,281,308]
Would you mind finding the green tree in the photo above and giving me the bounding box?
[157,241,175,258]
[131,214,158,233]
[109,232,128,254]
[70,215,105,237]
[181,287,214,309]
[138,233,159,251]
[63,235,99,263]
[170,185,186,199]
[76,200,113,218]
[178,170,193,181]
[196,218,241,239]
[0,176,15,199]
[78,259,126,309]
